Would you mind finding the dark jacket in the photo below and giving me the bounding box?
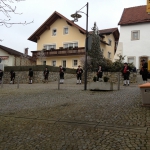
[122,66,131,75]
[10,71,15,78]
[28,69,33,77]
[141,62,148,74]
[76,68,83,76]
[43,69,49,76]
[0,70,3,78]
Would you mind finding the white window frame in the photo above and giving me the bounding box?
[52,28,57,36]
[63,42,78,48]
[127,56,136,66]
[43,44,56,50]
[131,30,140,40]
[108,52,111,59]
[63,27,69,35]
[73,59,78,67]
[52,60,56,66]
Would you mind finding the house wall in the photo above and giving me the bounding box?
[0,49,15,66]
[113,42,123,61]
[34,18,116,68]
[118,23,150,69]
[37,18,86,50]
[101,34,115,61]
[37,55,84,68]
[0,49,36,67]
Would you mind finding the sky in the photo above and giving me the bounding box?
[0,0,146,56]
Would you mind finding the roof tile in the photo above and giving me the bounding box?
[118,5,150,25]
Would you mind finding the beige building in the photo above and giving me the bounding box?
[0,45,36,67]
[28,11,119,69]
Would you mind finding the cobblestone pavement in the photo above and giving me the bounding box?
[0,78,150,150]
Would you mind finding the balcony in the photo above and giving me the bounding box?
[31,47,85,57]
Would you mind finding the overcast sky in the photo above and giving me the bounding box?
[0,0,146,55]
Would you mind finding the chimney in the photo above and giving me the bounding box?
[24,48,28,55]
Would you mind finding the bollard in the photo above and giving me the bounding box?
[58,73,60,90]
[17,77,19,89]
[117,72,120,90]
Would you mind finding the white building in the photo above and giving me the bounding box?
[114,5,150,69]
[0,45,35,68]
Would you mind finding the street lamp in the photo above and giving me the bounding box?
[71,2,89,90]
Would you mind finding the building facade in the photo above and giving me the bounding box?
[0,45,36,67]
[28,11,119,69]
[114,5,150,69]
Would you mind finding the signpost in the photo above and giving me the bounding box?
[147,0,150,13]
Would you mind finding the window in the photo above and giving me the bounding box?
[128,57,135,65]
[63,27,68,34]
[52,60,56,66]
[131,30,140,40]
[63,42,78,48]
[108,52,111,59]
[62,60,66,68]
[52,29,57,36]
[108,39,112,46]
[43,61,46,65]
[44,44,56,50]
[73,60,78,66]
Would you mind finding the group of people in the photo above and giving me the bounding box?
[121,59,149,86]
[0,60,149,85]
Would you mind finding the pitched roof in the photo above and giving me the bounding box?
[99,28,120,41]
[28,11,86,43]
[0,45,23,56]
[118,5,150,25]
[89,27,120,42]
[0,45,33,60]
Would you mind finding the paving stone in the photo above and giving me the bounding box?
[0,78,150,149]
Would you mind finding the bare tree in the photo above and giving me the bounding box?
[0,0,33,27]
[36,50,46,65]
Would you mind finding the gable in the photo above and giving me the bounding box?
[28,11,86,43]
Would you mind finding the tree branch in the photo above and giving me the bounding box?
[0,0,33,27]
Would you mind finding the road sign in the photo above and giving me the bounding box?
[148,60,150,71]
[85,35,92,51]
[147,0,150,13]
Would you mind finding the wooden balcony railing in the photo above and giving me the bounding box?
[31,47,85,57]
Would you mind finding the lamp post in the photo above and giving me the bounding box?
[71,2,89,90]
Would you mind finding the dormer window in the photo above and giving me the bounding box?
[63,27,68,34]
[52,29,57,36]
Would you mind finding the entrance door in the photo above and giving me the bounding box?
[139,56,148,69]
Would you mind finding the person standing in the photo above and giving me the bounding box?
[76,65,83,84]
[140,59,148,83]
[28,68,33,84]
[10,70,15,84]
[59,65,65,84]
[96,65,103,81]
[122,63,131,86]
[43,67,49,83]
[0,69,3,84]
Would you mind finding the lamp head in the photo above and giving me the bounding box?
[71,12,82,22]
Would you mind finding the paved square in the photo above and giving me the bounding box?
[0,79,150,150]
